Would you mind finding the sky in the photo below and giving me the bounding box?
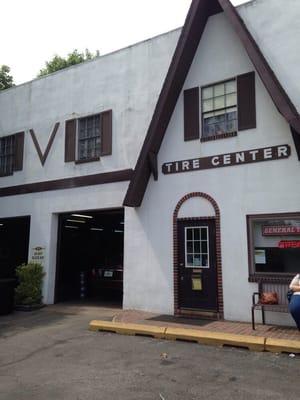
[1,0,248,85]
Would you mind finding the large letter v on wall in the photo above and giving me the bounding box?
[30,122,60,166]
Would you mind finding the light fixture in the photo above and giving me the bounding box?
[0,224,3,226]
[71,214,93,219]
[64,225,79,229]
[114,230,123,233]
[90,228,104,231]
[120,222,125,225]
[66,219,86,224]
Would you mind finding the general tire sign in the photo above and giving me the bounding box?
[162,144,291,175]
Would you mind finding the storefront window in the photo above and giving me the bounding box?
[248,214,300,277]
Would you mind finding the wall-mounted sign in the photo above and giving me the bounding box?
[263,225,300,236]
[162,144,290,175]
[254,249,266,264]
[30,246,46,267]
[278,241,300,249]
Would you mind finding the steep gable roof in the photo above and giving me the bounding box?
[124,0,300,207]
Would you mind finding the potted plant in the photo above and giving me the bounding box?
[15,263,45,311]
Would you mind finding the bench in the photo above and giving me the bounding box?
[251,281,289,330]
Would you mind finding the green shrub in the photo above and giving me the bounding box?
[15,263,45,305]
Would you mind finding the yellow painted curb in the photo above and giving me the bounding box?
[164,327,265,352]
[89,320,166,339]
[265,338,300,353]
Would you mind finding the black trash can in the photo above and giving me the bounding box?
[0,278,15,315]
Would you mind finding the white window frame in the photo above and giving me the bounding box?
[76,113,101,161]
[184,226,210,269]
[201,78,238,138]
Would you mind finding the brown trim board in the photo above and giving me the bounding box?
[123,0,300,208]
[0,169,133,197]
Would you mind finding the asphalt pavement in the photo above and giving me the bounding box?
[0,304,299,400]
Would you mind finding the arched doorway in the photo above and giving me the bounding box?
[173,193,223,317]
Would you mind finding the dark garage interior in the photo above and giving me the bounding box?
[55,208,124,304]
[0,216,30,279]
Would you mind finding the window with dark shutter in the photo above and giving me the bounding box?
[13,131,25,171]
[184,87,200,141]
[237,72,256,131]
[0,135,15,176]
[65,119,76,162]
[100,110,112,156]
[199,72,256,141]
[78,114,101,160]
[201,80,237,141]
[65,110,112,163]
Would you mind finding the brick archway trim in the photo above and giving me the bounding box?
[173,192,223,317]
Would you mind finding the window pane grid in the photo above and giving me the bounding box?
[202,79,237,138]
[78,114,101,160]
[185,227,209,268]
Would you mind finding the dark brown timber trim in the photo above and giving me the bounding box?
[291,126,300,161]
[219,0,300,133]
[0,169,133,197]
[123,0,222,207]
[124,0,300,208]
[30,122,60,166]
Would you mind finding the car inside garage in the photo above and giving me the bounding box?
[55,208,124,305]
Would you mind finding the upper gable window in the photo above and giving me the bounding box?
[78,114,101,161]
[0,135,15,176]
[183,72,256,142]
[202,79,237,139]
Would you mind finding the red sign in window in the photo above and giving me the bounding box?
[278,240,300,249]
[263,226,300,236]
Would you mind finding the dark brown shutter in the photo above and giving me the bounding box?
[100,110,112,156]
[65,119,76,162]
[237,71,256,131]
[184,87,200,141]
[13,131,25,171]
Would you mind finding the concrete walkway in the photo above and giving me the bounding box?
[89,308,300,354]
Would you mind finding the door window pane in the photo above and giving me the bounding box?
[185,227,209,268]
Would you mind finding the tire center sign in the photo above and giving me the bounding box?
[162,144,290,175]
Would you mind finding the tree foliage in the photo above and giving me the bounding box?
[0,65,14,90]
[38,49,100,77]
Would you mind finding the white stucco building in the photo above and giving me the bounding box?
[1,0,300,327]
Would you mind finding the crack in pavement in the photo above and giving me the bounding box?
[0,334,88,369]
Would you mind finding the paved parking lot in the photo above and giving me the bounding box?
[0,304,299,400]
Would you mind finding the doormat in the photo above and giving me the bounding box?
[147,315,216,327]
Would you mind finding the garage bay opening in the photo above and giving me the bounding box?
[55,209,124,305]
[0,216,31,279]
